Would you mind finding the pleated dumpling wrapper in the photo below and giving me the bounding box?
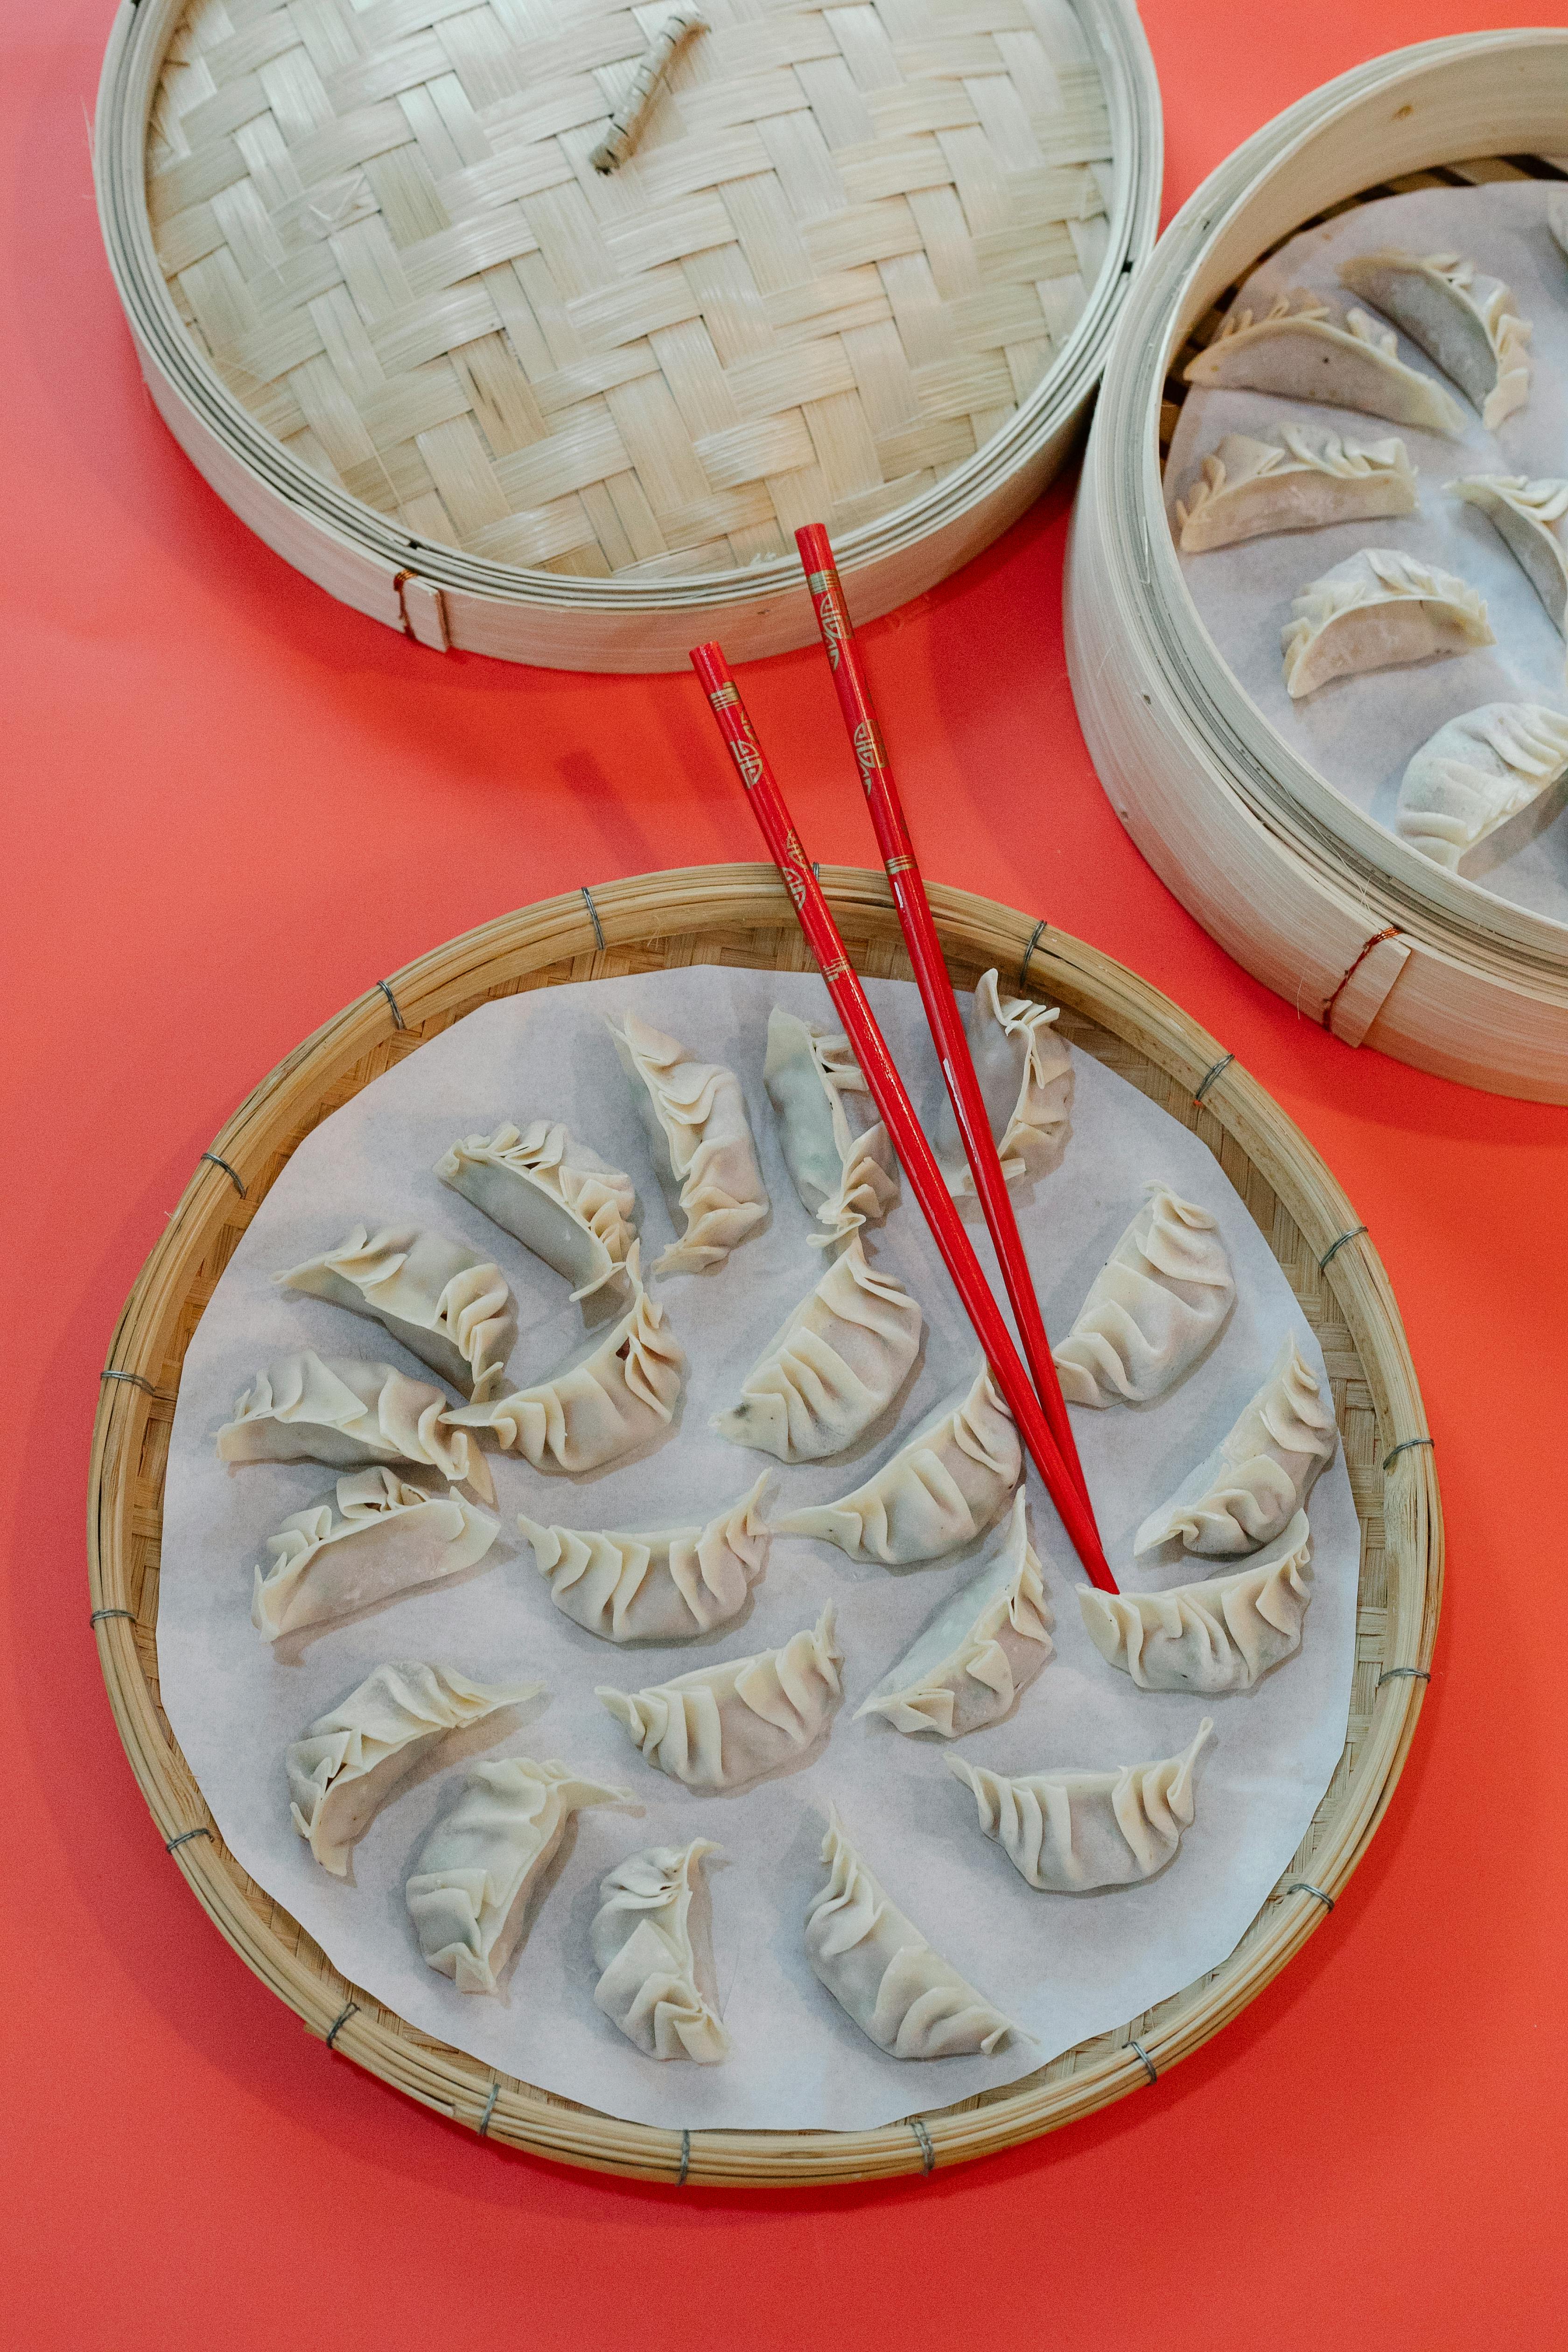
[763,1005,897,1245]
[1339,249,1531,431]
[596,1604,842,1790]
[518,1477,770,1643]
[287,1662,540,1875]
[274,1223,517,1400]
[712,1237,921,1463]
[1053,1186,1233,1410]
[931,970,1072,1191]
[607,1009,768,1274]
[251,1468,500,1642]
[1080,1511,1314,1694]
[1396,702,1568,877]
[856,1493,1053,1739]
[591,1839,730,2064]
[1173,427,1417,553]
[217,1351,493,1504]
[446,1244,685,1474]
[1449,476,1568,654]
[434,1118,636,1303]
[1553,195,1568,262]
[774,1363,1020,1564]
[1281,549,1492,700]
[805,1809,1022,2058]
[1134,1335,1337,1559]
[1181,290,1465,437]
[406,1756,630,1996]
[948,1719,1214,1892]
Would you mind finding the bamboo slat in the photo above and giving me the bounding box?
[87,865,1441,2184]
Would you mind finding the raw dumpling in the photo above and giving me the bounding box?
[855,1493,1053,1739]
[445,1244,685,1474]
[773,1364,1020,1564]
[217,1350,494,1504]
[1181,291,1465,437]
[1396,702,1568,876]
[805,1809,1020,2058]
[434,1118,636,1302]
[1173,427,1417,552]
[931,970,1072,1190]
[607,1010,768,1274]
[251,1468,500,1641]
[518,1476,770,1642]
[287,1661,539,1874]
[274,1224,517,1400]
[596,1604,842,1790]
[1080,1511,1313,1692]
[1449,476,1568,651]
[1551,195,1568,264]
[591,1839,730,2063]
[948,1719,1214,1892]
[712,1237,921,1463]
[1134,1336,1337,1558]
[1281,548,1493,699]
[1339,249,1531,431]
[1053,1187,1233,1410]
[406,1756,630,1995]
[763,1005,897,1244]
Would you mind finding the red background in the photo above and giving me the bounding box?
[3,3,1563,2344]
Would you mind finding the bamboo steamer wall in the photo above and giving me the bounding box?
[95,0,1160,669]
[1065,31,1568,1104]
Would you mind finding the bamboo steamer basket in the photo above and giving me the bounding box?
[90,866,1440,2184]
[94,0,1160,670]
[1065,31,1568,1104]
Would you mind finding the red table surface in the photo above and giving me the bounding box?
[4,2,1562,2343]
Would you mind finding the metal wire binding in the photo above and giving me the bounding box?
[1018,918,1048,991]
[477,2081,500,2137]
[1318,1225,1368,1271]
[90,1608,136,1627]
[101,1368,173,1400]
[377,979,406,1029]
[165,1827,211,1853]
[1192,1053,1234,1106]
[325,1999,360,2049]
[1383,1437,1435,1471]
[1377,1665,1432,1689]
[1286,1880,1334,1912]
[676,2128,691,2184]
[908,2116,936,2174]
[1129,2039,1158,2086]
[200,1151,246,1197]
[581,886,605,950]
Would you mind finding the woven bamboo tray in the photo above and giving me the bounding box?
[94,0,1160,670]
[1066,30,1568,1103]
[88,865,1440,2184]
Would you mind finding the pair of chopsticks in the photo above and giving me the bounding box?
[690,528,1117,1596]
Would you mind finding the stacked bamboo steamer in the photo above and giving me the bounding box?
[1066,30,1568,1105]
[95,0,1159,669]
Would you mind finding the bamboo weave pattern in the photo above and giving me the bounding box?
[147,0,1113,579]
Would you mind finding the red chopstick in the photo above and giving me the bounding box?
[794,522,1094,1520]
[689,640,1118,1596]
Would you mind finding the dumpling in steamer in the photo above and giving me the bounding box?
[518,1477,770,1642]
[445,1244,685,1474]
[947,1719,1214,1892]
[1449,476,1568,658]
[1080,1511,1314,1693]
[1396,702,1568,877]
[591,1840,730,2064]
[434,1119,636,1302]
[763,1005,898,1244]
[274,1223,517,1399]
[595,1604,842,1790]
[805,1809,1022,2058]
[607,1010,768,1274]
[1181,290,1465,436]
[217,1351,493,1503]
[931,970,1072,1191]
[1053,1187,1233,1410]
[1173,428,1417,553]
[772,1363,1020,1565]
[1338,249,1531,431]
[251,1468,500,1642]
[712,1237,922,1463]
[855,1494,1053,1739]
[287,1662,539,1874]
[1134,1336,1337,1558]
[1281,549,1493,700]
[406,1756,630,1995]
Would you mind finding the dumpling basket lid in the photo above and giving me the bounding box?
[94,0,1159,669]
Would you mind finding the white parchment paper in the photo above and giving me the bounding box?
[1165,182,1568,924]
[158,965,1358,2132]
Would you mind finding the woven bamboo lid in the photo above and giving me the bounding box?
[98,0,1159,664]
